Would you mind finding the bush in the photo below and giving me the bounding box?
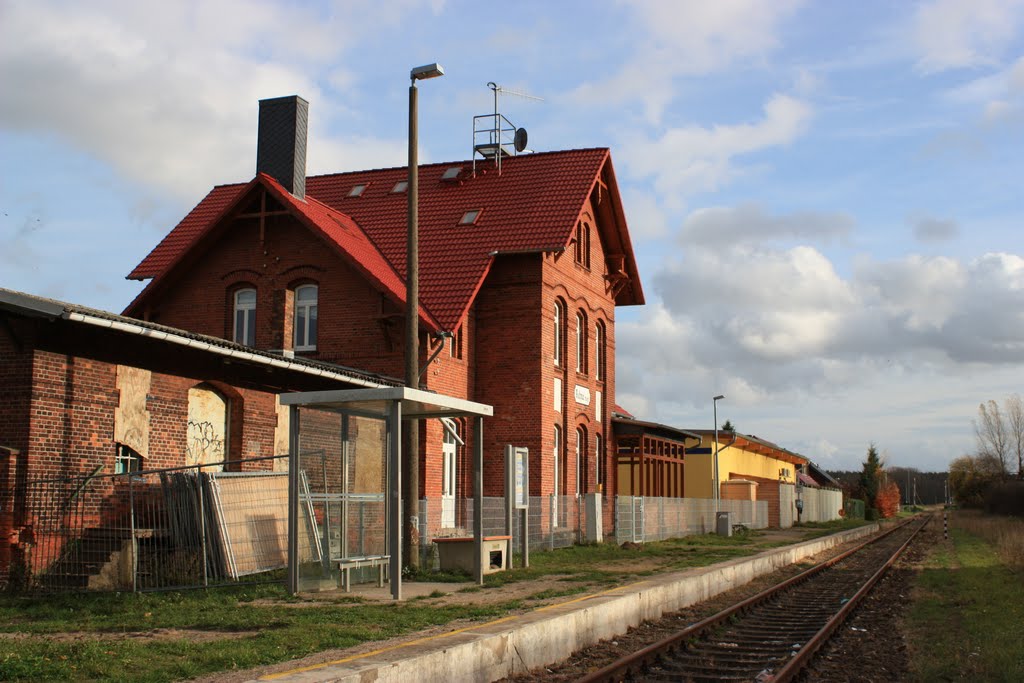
[984,481,1024,517]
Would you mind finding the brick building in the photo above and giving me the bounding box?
[123,96,644,532]
[0,288,394,584]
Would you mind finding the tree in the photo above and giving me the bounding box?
[949,453,1002,508]
[858,444,882,519]
[721,419,735,432]
[974,399,1011,478]
[1007,393,1024,479]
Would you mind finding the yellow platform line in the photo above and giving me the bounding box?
[260,581,648,680]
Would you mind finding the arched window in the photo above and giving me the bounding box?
[186,383,229,472]
[574,221,591,269]
[576,311,588,374]
[576,426,586,495]
[233,288,256,346]
[595,433,603,490]
[294,284,318,351]
[553,423,562,526]
[595,321,605,381]
[553,300,563,367]
[441,421,459,528]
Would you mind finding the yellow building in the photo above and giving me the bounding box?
[683,430,808,527]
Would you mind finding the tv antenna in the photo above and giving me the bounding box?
[473,82,543,175]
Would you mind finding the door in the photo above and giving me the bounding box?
[441,429,457,528]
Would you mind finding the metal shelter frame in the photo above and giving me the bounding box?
[281,387,493,599]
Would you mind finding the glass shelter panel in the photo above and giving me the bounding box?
[294,406,388,592]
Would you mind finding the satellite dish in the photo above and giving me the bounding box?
[514,127,528,152]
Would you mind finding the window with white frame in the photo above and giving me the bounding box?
[553,301,563,367]
[595,433,603,489]
[294,284,318,351]
[595,321,604,381]
[575,426,586,495]
[574,221,591,269]
[575,311,587,374]
[553,424,561,499]
[115,443,142,474]
[233,288,256,346]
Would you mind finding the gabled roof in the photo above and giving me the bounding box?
[127,149,644,331]
[124,174,437,328]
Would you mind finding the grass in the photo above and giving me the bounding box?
[950,509,1024,570]
[0,586,520,681]
[906,512,1024,682]
[0,521,862,681]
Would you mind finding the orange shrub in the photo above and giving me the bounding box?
[876,480,901,518]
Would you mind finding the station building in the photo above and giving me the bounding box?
[122,95,644,532]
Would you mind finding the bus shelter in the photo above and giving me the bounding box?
[280,387,492,599]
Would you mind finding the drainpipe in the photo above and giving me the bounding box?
[417,331,452,383]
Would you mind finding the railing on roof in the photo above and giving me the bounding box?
[472,113,519,176]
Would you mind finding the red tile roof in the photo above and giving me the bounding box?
[127,148,643,331]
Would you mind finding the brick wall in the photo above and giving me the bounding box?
[1,318,34,573]
[142,211,405,379]
[130,187,626,532]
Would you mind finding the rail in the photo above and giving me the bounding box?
[578,515,930,683]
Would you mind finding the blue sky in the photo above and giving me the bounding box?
[2,0,1022,473]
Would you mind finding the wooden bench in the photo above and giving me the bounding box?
[337,555,389,592]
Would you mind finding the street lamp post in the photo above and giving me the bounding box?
[404,62,444,571]
[713,395,724,513]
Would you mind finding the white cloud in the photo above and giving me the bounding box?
[621,187,671,240]
[912,0,1024,73]
[618,94,813,204]
[617,242,1024,470]
[0,1,418,200]
[569,0,803,122]
[620,200,1024,417]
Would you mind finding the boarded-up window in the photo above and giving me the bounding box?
[187,384,228,470]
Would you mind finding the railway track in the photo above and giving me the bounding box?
[578,515,930,683]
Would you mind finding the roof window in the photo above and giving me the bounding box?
[348,183,367,197]
[441,166,463,181]
[391,180,408,193]
[459,209,482,225]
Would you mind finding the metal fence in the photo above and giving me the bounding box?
[614,496,769,544]
[3,455,294,593]
[418,494,597,567]
[6,457,837,593]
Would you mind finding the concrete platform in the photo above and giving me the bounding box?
[255,524,879,683]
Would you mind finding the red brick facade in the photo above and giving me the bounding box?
[129,174,631,532]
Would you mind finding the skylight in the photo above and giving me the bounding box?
[348,184,367,197]
[392,180,408,193]
[441,166,463,181]
[459,209,481,225]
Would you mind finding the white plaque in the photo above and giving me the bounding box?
[574,385,591,406]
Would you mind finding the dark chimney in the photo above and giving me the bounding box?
[257,95,308,198]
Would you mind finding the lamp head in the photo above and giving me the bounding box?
[713,394,725,401]
[411,63,445,81]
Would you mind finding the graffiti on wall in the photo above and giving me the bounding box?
[186,385,227,471]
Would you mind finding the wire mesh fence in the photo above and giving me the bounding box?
[2,454,293,593]
[417,494,596,567]
[614,496,769,544]
[6,449,830,594]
